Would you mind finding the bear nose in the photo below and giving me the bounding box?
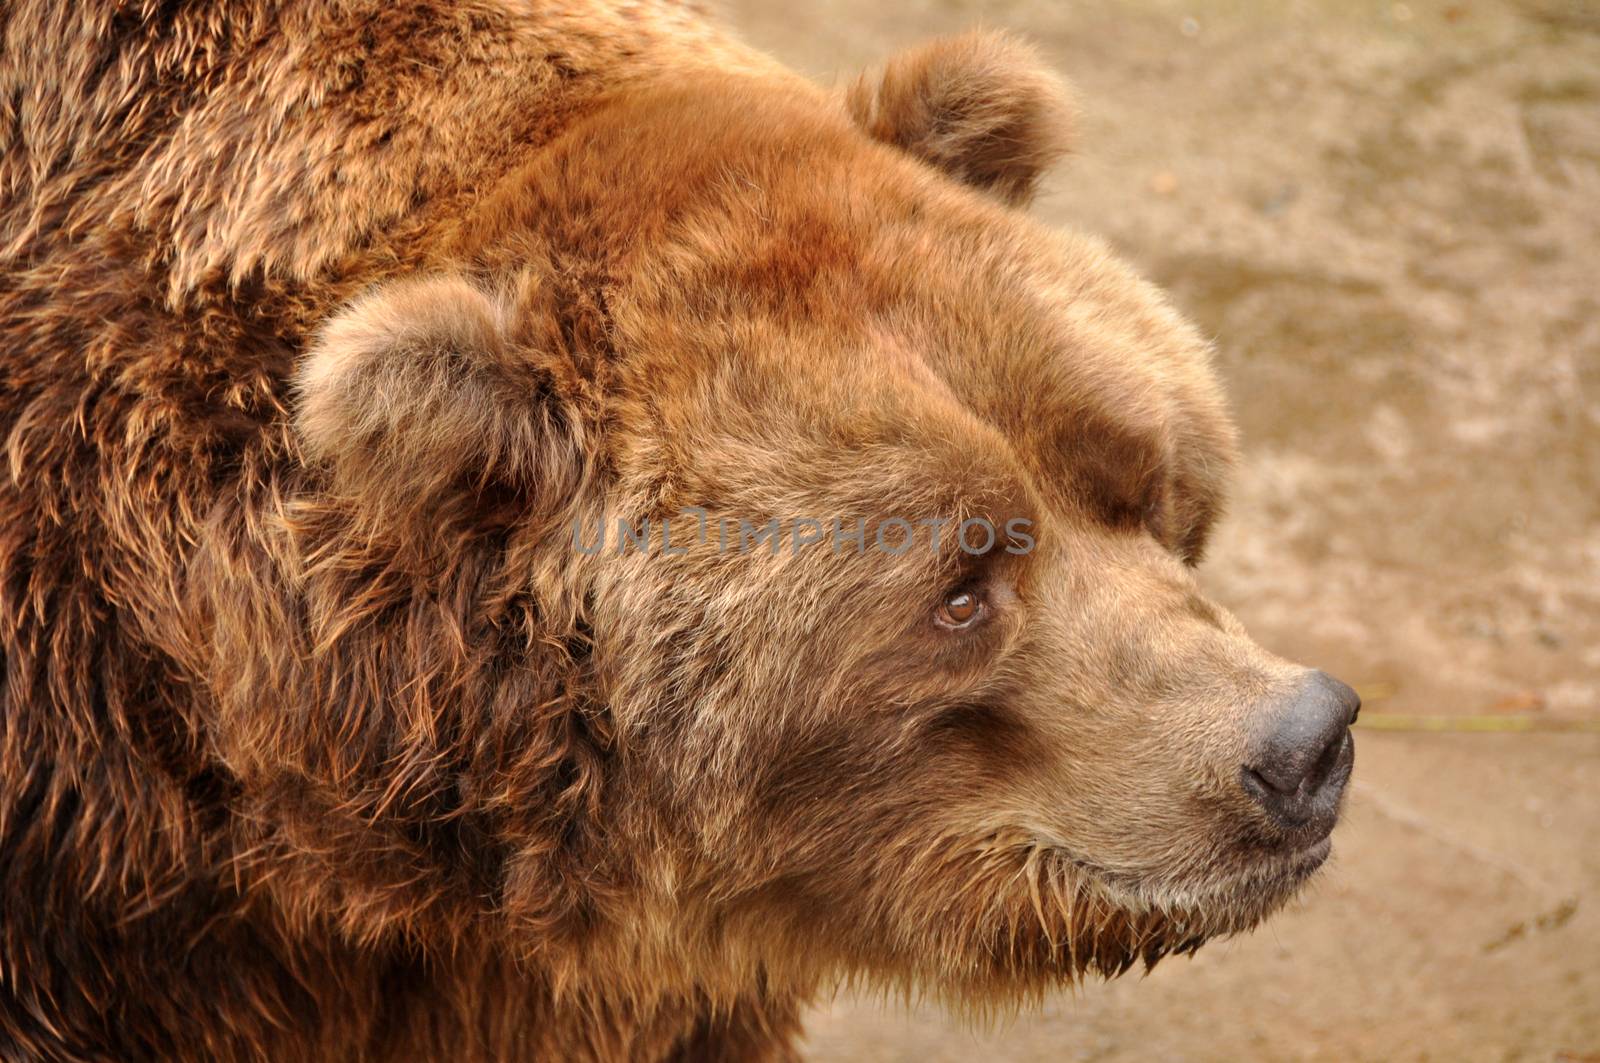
[1241,671,1359,831]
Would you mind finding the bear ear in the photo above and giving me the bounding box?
[294,275,586,531]
[846,30,1077,206]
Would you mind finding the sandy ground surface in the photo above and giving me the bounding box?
[720,1,1600,1058]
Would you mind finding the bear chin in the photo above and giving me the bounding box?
[930,834,1331,994]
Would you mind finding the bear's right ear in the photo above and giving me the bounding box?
[846,30,1076,206]
[294,275,586,533]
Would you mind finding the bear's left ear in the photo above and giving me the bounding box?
[294,274,587,537]
[846,30,1077,206]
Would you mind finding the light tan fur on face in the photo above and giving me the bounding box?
[3,4,1339,1061]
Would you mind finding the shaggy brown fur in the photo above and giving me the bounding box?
[1,3,1344,1060]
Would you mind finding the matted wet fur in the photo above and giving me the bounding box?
[1,2,1343,1060]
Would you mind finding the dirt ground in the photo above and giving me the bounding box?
[720,0,1600,1059]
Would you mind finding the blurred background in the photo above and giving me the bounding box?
[722,1,1600,1059]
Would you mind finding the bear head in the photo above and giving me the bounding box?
[271,30,1355,1004]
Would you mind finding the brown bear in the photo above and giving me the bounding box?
[0,2,1359,1060]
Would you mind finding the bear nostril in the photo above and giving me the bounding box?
[1241,671,1359,828]
[1243,763,1298,797]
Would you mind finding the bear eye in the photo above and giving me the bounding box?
[935,589,982,629]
